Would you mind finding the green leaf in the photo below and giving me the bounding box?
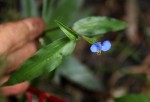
[45,0,84,28]
[54,56,103,91]
[115,94,150,102]
[42,0,54,22]
[82,36,98,44]
[55,20,79,40]
[42,0,86,42]
[20,0,38,18]
[73,16,128,36]
[4,38,76,86]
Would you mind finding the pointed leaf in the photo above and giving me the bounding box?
[42,0,89,42]
[82,36,98,44]
[73,16,127,36]
[55,20,79,40]
[4,38,76,86]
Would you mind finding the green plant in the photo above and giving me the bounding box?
[1,0,129,101]
[4,16,127,86]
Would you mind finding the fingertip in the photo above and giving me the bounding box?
[23,17,45,39]
[31,17,45,34]
[1,81,29,96]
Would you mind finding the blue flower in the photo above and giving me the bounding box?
[90,40,111,54]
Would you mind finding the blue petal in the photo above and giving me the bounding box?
[90,42,101,52]
[90,45,98,52]
[101,40,111,51]
[94,42,102,49]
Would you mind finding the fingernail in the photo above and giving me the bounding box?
[24,17,45,36]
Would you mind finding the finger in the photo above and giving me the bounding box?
[0,76,29,96]
[1,76,29,96]
[0,17,45,56]
[2,81,29,96]
[5,41,38,73]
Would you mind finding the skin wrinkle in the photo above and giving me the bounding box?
[0,17,45,56]
[0,23,12,56]
[0,22,29,56]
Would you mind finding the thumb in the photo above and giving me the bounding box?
[0,17,45,56]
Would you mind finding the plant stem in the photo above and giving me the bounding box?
[44,27,60,33]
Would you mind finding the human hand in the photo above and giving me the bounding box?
[0,17,45,96]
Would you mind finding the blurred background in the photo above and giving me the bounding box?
[1,0,150,102]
